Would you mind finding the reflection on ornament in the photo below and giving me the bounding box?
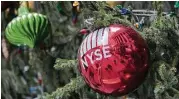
[78,24,149,96]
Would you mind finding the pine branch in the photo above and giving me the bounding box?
[172,53,179,68]
[54,58,77,70]
[81,1,143,38]
[174,93,179,99]
[152,1,163,16]
[45,76,85,99]
[152,60,179,98]
[171,88,179,94]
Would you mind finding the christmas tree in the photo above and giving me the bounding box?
[1,1,179,99]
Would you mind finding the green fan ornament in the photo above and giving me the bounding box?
[5,3,49,48]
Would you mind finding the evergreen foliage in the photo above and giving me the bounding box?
[1,1,179,99]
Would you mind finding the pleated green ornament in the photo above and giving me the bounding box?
[5,4,49,48]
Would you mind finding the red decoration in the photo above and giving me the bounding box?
[80,29,90,34]
[78,24,149,96]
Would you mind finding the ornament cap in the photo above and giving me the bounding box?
[80,29,90,34]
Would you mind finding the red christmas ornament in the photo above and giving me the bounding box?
[78,24,149,96]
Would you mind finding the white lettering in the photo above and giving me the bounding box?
[81,45,112,69]
[87,52,94,64]
[94,49,102,60]
[103,46,111,58]
[81,57,88,68]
